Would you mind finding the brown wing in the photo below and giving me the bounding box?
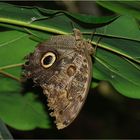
[42,43,93,129]
[24,29,94,130]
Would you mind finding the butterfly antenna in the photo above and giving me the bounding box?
[90,28,96,42]
[89,29,102,55]
[94,36,102,53]
[70,21,76,30]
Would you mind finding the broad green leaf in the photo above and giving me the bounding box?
[36,7,118,25]
[92,15,140,98]
[0,91,50,130]
[97,1,140,20]
[0,30,37,77]
[0,30,50,130]
[93,46,140,98]
[0,2,118,34]
[96,15,140,41]
[0,119,13,139]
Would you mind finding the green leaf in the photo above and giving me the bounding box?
[0,30,50,130]
[36,7,118,25]
[93,47,140,98]
[0,30,37,77]
[0,91,50,130]
[92,15,140,98]
[97,1,140,20]
[97,15,140,41]
[0,2,118,34]
[0,119,13,139]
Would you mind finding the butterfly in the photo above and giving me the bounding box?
[24,29,95,129]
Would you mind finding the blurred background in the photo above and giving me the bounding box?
[2,1,140,139]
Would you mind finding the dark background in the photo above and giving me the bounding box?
[3,1,140,139]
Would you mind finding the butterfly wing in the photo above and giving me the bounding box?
[24,30,94,130]
[42,48,93,129]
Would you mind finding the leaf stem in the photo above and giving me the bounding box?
[0,17,67,34]
[0,17,140,66]
[0,63,23,70]
[92,41,140,64]
[0,70,21,82]
[83,32,140,42]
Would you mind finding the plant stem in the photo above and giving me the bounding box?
[0,70,21,82]
[0,63,23,70]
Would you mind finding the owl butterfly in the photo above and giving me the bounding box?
[24,29,95,129]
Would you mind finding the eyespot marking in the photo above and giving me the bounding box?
[41,52,56,68]
[67,64,76,77]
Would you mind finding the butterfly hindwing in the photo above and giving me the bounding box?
[24,29,94,129]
